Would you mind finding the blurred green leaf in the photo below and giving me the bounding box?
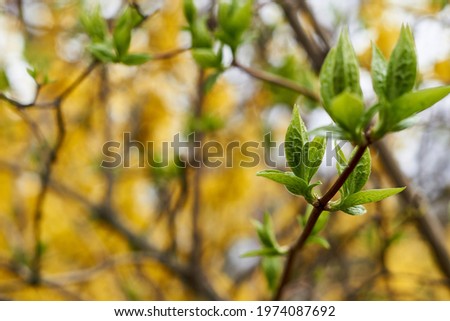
[80,7,108,43]
[216,0,253,52]
[183,0,197,25]
[121,53,152,65]
[203,71,222,93]
[88,43,116,63]
[255,213,276,248]
[192,48,221,69]
[113,7,142,58]
[262,256,282,292]
[113,23,132,58]
[190,18,213,49]
[307,235,330,249]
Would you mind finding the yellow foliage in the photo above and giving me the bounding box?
[434,59,450,83]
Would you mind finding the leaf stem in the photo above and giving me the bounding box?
[274,143,369,300]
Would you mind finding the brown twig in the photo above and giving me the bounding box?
[275,0,327,73]
[152,47,191,60]
[232,59,320,102]
[27,62,98,284]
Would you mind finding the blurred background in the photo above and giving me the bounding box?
[0,0,449,300]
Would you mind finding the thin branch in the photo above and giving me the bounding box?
[275,0,326,73]
[29,102,66,284]
[58,62,98,102]
[232,59,320,102]
[45,178,223,300]
[152,47,191,60]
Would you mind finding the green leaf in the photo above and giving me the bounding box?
[256,170,308,196]
[329,91,365,139]
[307,235,330,249]
[371,44,388,98]
[26,67,37,79]
[112,7,142,58]
[80,7,108,43]
[191,48,221,69]
[113,20,132,58]
[252,213,279,249]
[252,220,273,249]
[121,53,152,65]
[385,25,417,101]
[319,47,336,109]
[262,256,282,292]
[333,29,362,98]
[360,103,381,130]
[334,142,347,176]
[88,43,116,63]
[226,0,253,36]
[303,136,326,183]
[340,187,405,209]
[388,86,450,127]
[204,71,222,93]
[312,211,329,235]
[216,0,253,52]
[183,0,197,25]
[285,105,308,179]
[309,124,350,141]
[190,18,213,48]
[342,205,366,216]
[346,148,371,195]
[338,147,371,198]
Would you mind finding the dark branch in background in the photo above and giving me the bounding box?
[191,69,206,272]
[375,142,450,280]
[29,61,98,284]
[275,0,329,73]
[0,44,221,298]
[29,101,65,284]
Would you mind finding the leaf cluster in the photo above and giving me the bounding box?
[81,6,151,65]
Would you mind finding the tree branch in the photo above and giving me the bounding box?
[274,143,369,300]
[232,59,320,102]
